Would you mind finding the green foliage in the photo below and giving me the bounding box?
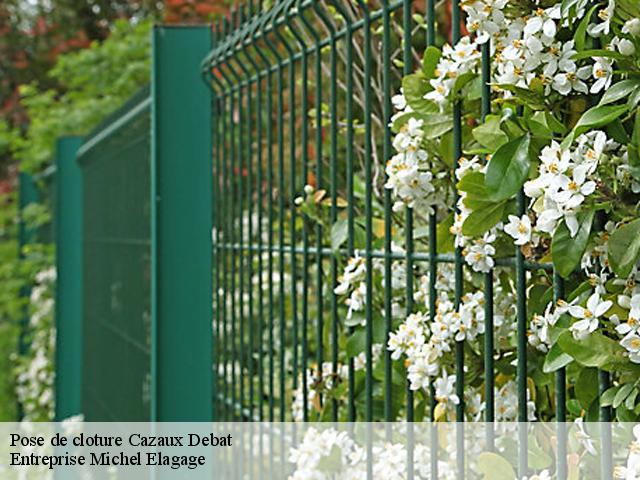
[608,219,640,278]
[551,211,595,279]
[485,134,531,201]
[13,19,152,174]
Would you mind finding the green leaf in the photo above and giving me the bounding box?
[543,342,574,373]
[436,213,455,254]
[457,171,487,197]
[561,0,582,17]
[528,436,553,470]
[477,452,516,480]
[551,211,595,278]
[599,79,640,106]
[391,112,451,139]
[572,49,627,61]
[609,219,640,278]
[557,330,626,369]
[575,368,599,409]
[451,72,477,98]
[331,219,348,252]
[575,6,598,51]
[461,200,506,237]
[573,104,629,136]
[625,388,639,410]
[485,134,531,201]
[601,386,620,407]
[495,84,545,110]
[472,115,509,151]
[421,46,441,79]
[614,383,635,409]
[346,329,366,357]
[401,73,436,114]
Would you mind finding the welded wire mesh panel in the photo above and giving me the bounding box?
[78,88,152,421]
[206,1,627,476]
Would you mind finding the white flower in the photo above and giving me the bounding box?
[591,57,613,93]
[587,0,615,37]
[504,215,532,245]
[618,38,636,56]
[434,370,460,406]
[568,292,612,339]
[407,344,439,390]
[574,418,597,456]
[623,18,640,37]
[616,294,640,336]
[464,232,496,273]
[552,64,591,95]
[621,332,640,363]
[524,7,560,39]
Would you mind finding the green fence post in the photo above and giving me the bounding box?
[54,136,83,421]
[151,25,213,421]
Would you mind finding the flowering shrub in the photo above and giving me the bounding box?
[384,0,640,422]
[14,267,55,421]
[296,0,640,423]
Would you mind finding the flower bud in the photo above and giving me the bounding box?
[618,38,636,56]
[623,18,640,37]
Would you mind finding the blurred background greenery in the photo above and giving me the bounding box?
[0,0,231,421]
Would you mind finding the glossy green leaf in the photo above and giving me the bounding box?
[600,79,640,106]
[401,73,436,114]
[331,218,348,252]
[472,115,508,151]
[573,104,629,136]
[543,342,574,373]
[421,46,441,79]
[609,219,640,278]
[461,200,506,237]
[551,211,595,278]
[557,330,626,369]
[485,134,531,201]
[477,452,516,480]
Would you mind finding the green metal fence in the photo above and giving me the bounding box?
[51,26,214,422]
[77,89,153,421]
[203,0,612,437]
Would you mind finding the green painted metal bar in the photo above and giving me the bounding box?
[291,0,310,422]
[217,17,237,421]
[355,0,374,423]
[263,7,287,422]
[554,272,567,480]
[296,5,325,414]
[402,4,416,480]
[239,4,257,421]
[275,4,300,420]
[150,25,212,421]
[331,0,356,422]
[248,15,273,422]
[425,0,438,476]
[452,1,465,478]
[403,0,415,426]
[381,0,394,423]
[313,1,339,421]
[480,39,495,449]
[257,12,276,423]
[54,136,83,421]
[212,22,230,420]
[516,195,528,477]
